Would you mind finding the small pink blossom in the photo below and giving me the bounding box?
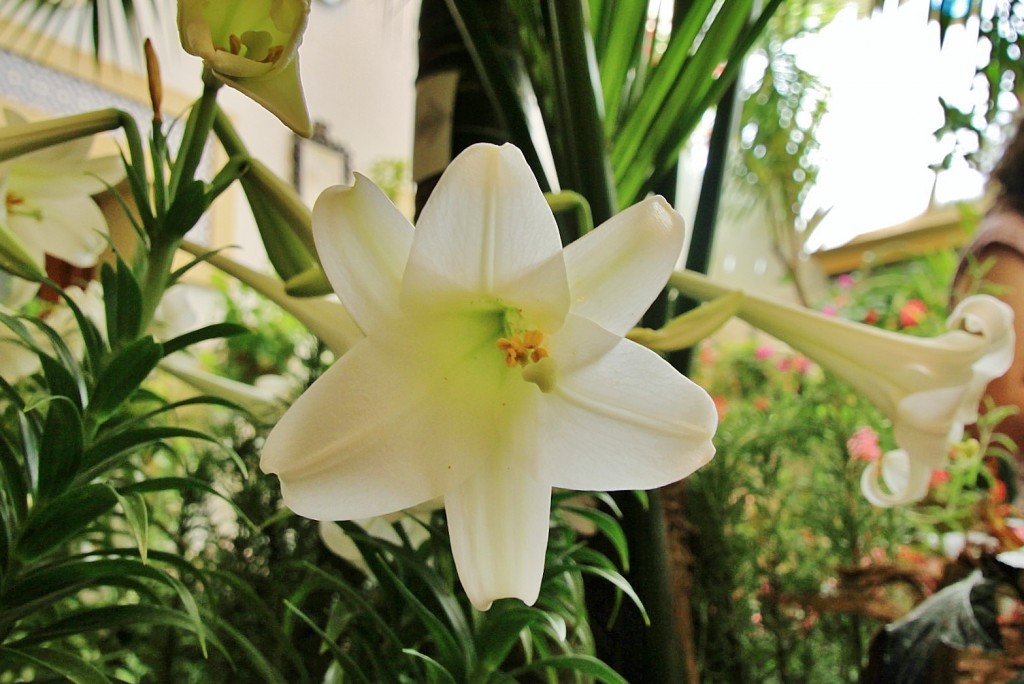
[791,355,812,375]
[929,470,950,487]
[754,344,774,360]
[846,426,881,462]
[820,304,837,317]
[836,273,855,289]
[899,299,928,328]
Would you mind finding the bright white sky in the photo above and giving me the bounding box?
[793,0,989,251]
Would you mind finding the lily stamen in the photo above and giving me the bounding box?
[496,329,549,368]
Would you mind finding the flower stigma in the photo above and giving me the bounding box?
[494,308,556,392]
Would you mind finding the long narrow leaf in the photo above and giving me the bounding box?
[0,645,111,684]
[13,484,117,561]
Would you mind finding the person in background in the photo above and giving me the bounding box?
[953,115,1024,491]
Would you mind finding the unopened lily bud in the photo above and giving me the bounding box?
[144,39,163,123]
[0,109,124,162]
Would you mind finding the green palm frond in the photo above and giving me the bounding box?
[0,0,160,62]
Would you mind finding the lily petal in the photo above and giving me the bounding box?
[262,317,503,520]
[10,195,109,268]
[445,449,551,611]
[947,294,1016,424]
[313,177,413,336]
[216,57,312,138]
[861,449,932,507]
[402,143,570,330]
[537,316,717,490]
[563,196,685,336]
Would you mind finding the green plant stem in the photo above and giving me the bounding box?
[168,76,222,202]
[137,237,178,341]
[546,0,616,225]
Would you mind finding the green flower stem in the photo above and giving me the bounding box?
[168,76,222,202]
[212,108,246,157]
[137,235,178,340]
[546,0,616,226]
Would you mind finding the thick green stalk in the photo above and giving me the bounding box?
[547,0,616,225]
[168,76,222,202]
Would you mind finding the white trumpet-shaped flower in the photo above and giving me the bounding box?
[670,270,1014,506]
[1,109,123,271]
[261,143,718,610]
[178,0,312,136]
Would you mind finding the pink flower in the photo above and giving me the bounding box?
[899,299,928,328]
[790,354,812,375]
[929,470,950,488]
[836,273,855,289]
[846,426,881,463]
[712,395,729,420]
[754,344,774,360]
[820,304,837,317]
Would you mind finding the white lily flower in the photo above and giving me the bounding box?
[319,501,437,572]
[1,109,124,270]
[670,270,1015,506]
[261,143,718,610]
[178,0,312,136]
[0,280,105,382]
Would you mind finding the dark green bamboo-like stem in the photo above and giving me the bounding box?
[546,0,616,226]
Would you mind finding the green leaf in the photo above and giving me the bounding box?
[0,560,147,629]
[546,560,648,626]
[119,477,256,530]
[36,397,85,500]
[474,605,557,672]
[14,484,117,561]
[610,0,719,179]
[79,425,222,483]
[160,322,249,357]
[402,649,458,684]
[206,615,288,684]
[99,256,144,347]
[0,645,112,684]
[88,335,163,420]
[283,600,374,684]
[38,353,85,410]
[53,285,107,375]
[595,0,648,133]
[0,429,29,523]
[559,504,629,571]
[16,411,40,494]
[505,654,628,684]
[10,604,221,652]
[112,490,149,563]
[164,179,210,239]
[340,522,476,654]
[374,560,467,679]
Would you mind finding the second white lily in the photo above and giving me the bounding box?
[670,270,1014,506]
